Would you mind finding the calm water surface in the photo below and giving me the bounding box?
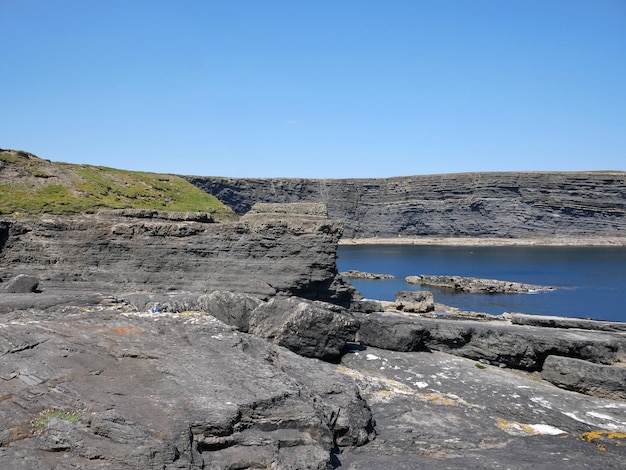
[337,245,626,322]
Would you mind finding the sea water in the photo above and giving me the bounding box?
[336,245,626,322]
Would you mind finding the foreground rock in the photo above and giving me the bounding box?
[2,297,625,469]
[248,297,359,361]
[355,311,626,371]
[510,312,626,332]
[541,356,626,401]
[0,303,374,469]
[407,274,555,293]
[338,346,626,469]
[106,292,361,362]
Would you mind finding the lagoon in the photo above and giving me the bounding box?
[336,245,626,322]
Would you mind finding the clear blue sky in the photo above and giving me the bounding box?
[2,1,625,178]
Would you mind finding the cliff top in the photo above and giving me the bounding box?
[0,149,236,221]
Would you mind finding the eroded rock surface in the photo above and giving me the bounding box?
[188,172,626,239]
[0,303,374,469]
[355,311,626,370]
[337,346,626,469]
[0,204,354,305]
[541,356,626,401]
[393,290,435,313]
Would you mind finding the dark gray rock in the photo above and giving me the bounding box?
[1,274,40,293]
[509,312,626,332]
[340,270,394,280]
[407,274,554,294]
[0,305,373,469]
[249,297,360,361]
[338,346,626,469]
[394,290,435,312]
[196,290,263,332]
[348,298,385,314]
[541,355,626,400]
[355,311,626,370]
[0,203,354,306]
[187,172,626,239]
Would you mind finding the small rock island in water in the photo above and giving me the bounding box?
[407,274,556,294]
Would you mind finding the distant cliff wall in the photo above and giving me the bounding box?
[187,172,626,239]
[0,205,352,304]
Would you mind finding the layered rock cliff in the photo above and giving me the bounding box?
[187,172,626,239]
[0,204,353,305]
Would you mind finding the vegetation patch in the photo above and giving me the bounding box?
[0,150,236,221]
[32,409,83,433]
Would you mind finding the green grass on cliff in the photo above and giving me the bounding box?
[0,150,236,221]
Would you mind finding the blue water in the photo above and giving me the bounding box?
[336,245,626,322]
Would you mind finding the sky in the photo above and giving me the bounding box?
[1,0,625,178]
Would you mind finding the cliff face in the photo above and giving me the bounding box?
[187,172,626,239]
[0,204,352,305]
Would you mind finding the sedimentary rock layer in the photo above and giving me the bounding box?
[187,172,626,239]
[0,204,353,305]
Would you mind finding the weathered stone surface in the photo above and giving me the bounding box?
[1,274,40,293]
[248,297,360,361]
[348,298,385,314]
[509,312,626,332]
[98,208,216,223]
[407,274,554,293]
[0,305,374,469]
[340,270,394,280]
[337,346,626,469]
[394,290,435,313]
[0,203,353,305]
[187,172,626,240]
[119,292,361,362]
[196,290,264,332]
[541,356,626,401]
[355,311,626,370]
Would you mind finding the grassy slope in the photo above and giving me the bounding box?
[0,150,236,221]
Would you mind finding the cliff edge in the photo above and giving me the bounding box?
[188,172,626,240]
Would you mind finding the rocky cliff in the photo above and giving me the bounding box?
[187,172,626,239]
[0,204,353,305]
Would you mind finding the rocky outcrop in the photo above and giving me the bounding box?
[0,274,40,293]
[0,203,355,306]
[248,297,359,361]
[509,312,626,332]
[407,274,555,293]
[392,290,435,313]
[338,346,626,469]
[2,297,625,469]
[355,311,626,371]
[187,172,626,240]
[0,303,374,469]
[541,356,626,401]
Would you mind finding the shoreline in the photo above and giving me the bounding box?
[338,236,626,247]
